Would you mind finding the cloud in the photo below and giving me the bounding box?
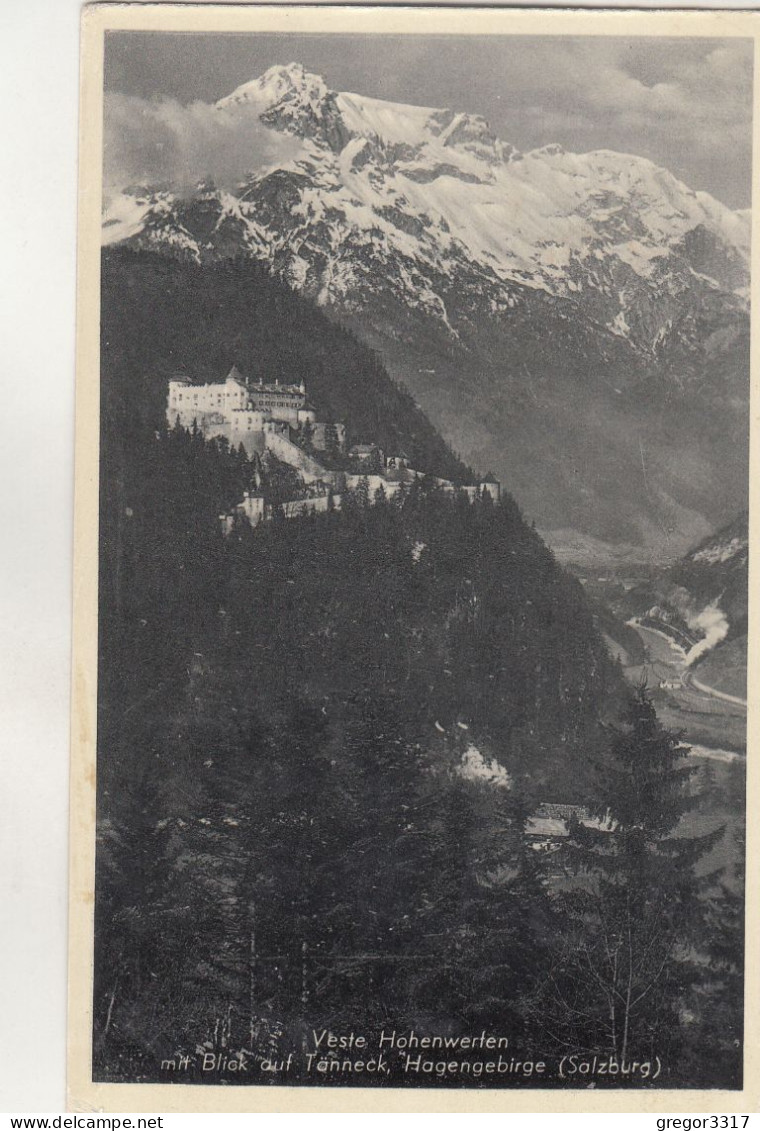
[103,92,300,197]
[493,38,752,205]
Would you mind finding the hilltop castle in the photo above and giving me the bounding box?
[167,366,346,457]
[166,366,500,531]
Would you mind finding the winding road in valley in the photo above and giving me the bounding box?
[631,621,747,708]
[679,665,748,708]
[624,620,746,762]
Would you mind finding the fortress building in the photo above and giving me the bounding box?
[166,367,345,457]
[167,365,501,535]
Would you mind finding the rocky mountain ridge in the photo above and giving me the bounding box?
[105,63,749,346]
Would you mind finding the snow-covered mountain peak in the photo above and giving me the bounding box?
[217,62,329,111]
[217,64,513,167]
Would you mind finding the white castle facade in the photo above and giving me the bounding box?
[167,366,346,457]
[166,367,499,532]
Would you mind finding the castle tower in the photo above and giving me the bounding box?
[226,364,247,385]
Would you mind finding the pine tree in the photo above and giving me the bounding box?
[532,687,725,1070]
[414,758,547,1035]
[354,476,370,509]
[323,422,341,466]
[367,447,384,474]
[680,817,745,1087]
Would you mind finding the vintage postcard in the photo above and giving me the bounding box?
[70,4,758,1112]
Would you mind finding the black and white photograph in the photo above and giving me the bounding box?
[69,5,756,1109]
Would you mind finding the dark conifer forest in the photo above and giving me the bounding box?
[94,253,744,1089]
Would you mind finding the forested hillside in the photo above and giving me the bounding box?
[101,248,475,483]
[94,255,743,1089]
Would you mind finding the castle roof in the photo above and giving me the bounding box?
[227,365,247,384]
[249,380,307,396]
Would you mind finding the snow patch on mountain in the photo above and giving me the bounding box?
[336,89,443,147]
[458,745,512,789]
[216,62,330,113]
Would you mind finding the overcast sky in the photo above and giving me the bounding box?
[105,33,753,208]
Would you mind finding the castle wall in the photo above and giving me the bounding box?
[167,376,249,422]
[282,495,340,519]
[344,474,403,500]
[229,409,268,433]
[264,431,332,483]
[222,469,499,536]
[266,406,301,428]
[469,481,500,501]
[341,472,500,502]
[228,411,269,454]
[193,420,266,457]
